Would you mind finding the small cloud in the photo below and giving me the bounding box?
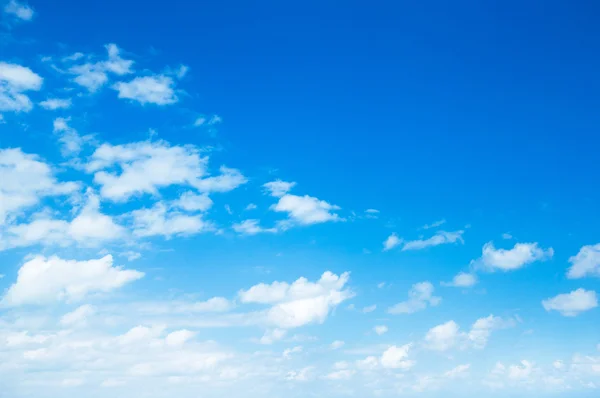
[542,288,598,317]
[4,0,34,21]
[441,272,477,288]
[373,325,388,335]
[245,203,257,211]
[383,233,402,251]
[39,98,72,110]
[330,340,345,349]
[388,281,441,314]
[502,233,513,240]
[362,305,376,313]
[421,219,446,230]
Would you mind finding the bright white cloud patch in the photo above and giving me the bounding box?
[53,117,86,156]
[1,254,144,306]
[263,180,296,197]
[402,230,464,251]
[542,289,598,317]
[477,241,554,272]
[113,75,178,105]
[425,315,514,351]
[388,282,441,314]
[232,219,277,235]
[374,325,388,335]
[3,0,34,21]
[424,320,460,351]
[567,244,600,279]
[0,62,43,112]
[131,202,211,238]
[0,148,77,225]
[380,344,414,369]
[239,271,352,329]
[441,272,477,288]
[271,194,341,226]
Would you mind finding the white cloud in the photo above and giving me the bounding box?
[53,117,87,156]
[444,364,471,379]
[285,366,313,381]
[68,44,133,92]
[271,194,341,226]
[467,315,515,348]
[441,272,477,288]
[508,360,535,380]
[424,320,460,351]
[362,304,376,313]
[4,0,34,21]
[282,345,302,358]
[131,202,211,238]
[330,340,344,350]
[374,325,388,335]
[1,254,144,306]
[567,244,600,279]
[380,344,414,369]
[240,271,353,329]
[60,304,96,326]
[87,140,244,201]
[402,230,464,251]
[383,233,402,251]
[0,62,43,112]
[0,148,77,225]
[232,219,277,235]
[476,241,554,272]
[39,98,71,110]
[165,329,196,347]
[324,369,355,380]
[388,281,441,314]
[263,180,296,197]
[422,219,446,230]
[113,75,177,105]
[173,191,213,212]
[259,328,286,345]
[245,203,257,211]
[542,289,598,317]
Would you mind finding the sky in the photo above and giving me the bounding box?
[0,0,599,397]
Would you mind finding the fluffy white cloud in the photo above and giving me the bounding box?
[388,281,441,314]
[131,202,211,238]
[239,272,352,329]
[263,180,296,197]
[53,117,87,156]
[441,272,477,288]
[1,254,144,306]
[542,289,598,316]
[374,325,388,335]
[383,233,402,251]
[402,230,464,251]
[286,366,314,381]
[165,329,196,347]
[3,0,33,21]
[0,148,77,225]
[232,219,277,235]
[467,315,515,348]
[39,97,71,110]
[1,190,125,250]
[424,320,460,351]
[0,62,43,112]
[380,344,414,369]
[173,191,213,212]
[86,140,244,201]
[68,44,133,92]
[113,75,177,105]
[282,345,302,358]
[567,244,600,279]
[271,194,341,226]
[259,328,286,345]
[476,242,554,272]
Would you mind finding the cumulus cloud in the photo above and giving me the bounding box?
[86,140,244,201]
[263,180,296,197]
[567,244,600,279]
[425,315,515,351]
[3,0,34,21]
[0,62,43,112]
[60,304,96,326]
[424,320,460,351]
[113,75,177,105]
[475,242,554,272]
[239,271,353,329]
[1,254,144,306]
[68,44,133,92]
[0,148,77,225]
[131,202,212,238]
[388,282,441,314]
[542,289,598,317]
[172,191,213,212]
[271,194,341,226]
[441,272,477,288]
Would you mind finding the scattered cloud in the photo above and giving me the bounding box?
[232,219,277,235]
[502,233,513,240]
[567,244,600,279]
[374,325,388,335]
[383,233,402,251]
[60,304,96,326]
[4,0,34,21]
[0,62,43,112]
[271,194,342,226]
[441,272,477,288]
[425,315,515,351]
[402,230,464,251]
[39,98,72,110]
[113,75,178,105]
[362,304,376,313]
[53,117,88,156]
[330,340,344,350]
[388,282,441,314]
[421,219,446,230]
[131,202,211,238]
[475,242,554,272]
[1,254,144,306]
[542,289,598,316]
[68,44,134,92]
[263,180,296,197]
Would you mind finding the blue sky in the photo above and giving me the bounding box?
[0,0,599,397]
